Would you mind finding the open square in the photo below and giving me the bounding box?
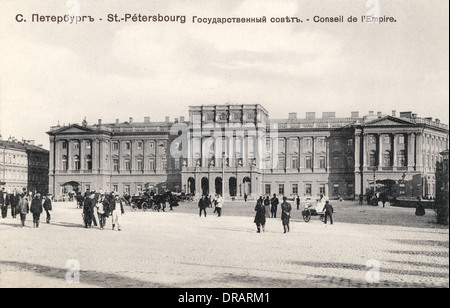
[1,201,448,288]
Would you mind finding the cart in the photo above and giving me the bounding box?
[130,195,151,210]
[301,198,329,222]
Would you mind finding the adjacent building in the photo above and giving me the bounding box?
[0,137,49,194]
[47,105,448,200]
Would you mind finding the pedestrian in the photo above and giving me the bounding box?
[111,194,124,231]
[213,195,218,214]
[30,193,43,228]
[415,196,425,216]
[43,194,52,223]
[18,194,29,227]
[83,192,96,228]
[296,195,301,210]
[0,187,9,219]
[216,194,223,217]
[281,197,292,233]
[322,200,334,225]
[381,193,388,208]
[264,196,271,218]
[254,197,266,233]
[198,195,208,217]
[10,189,20,219]
[244,193,248,202]
[359,194,364,205]
[270,194,279,218]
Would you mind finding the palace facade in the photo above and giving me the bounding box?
[47,105,448,200]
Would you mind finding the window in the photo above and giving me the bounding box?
[292,184,298,195]
[333,156,340,168]
[137,185,143,193]
[74,141,79,149]
[137,158,143,170]
[113,158,119,171]
[62,155,68,170]
[62,141,67,149]
[113,185,119,192]
[305,184,312,195]
[86,141,91,149]
[304,138,312,147]
[125,142,131,150]
[174,158,181,170]
[346,156,353,167]
[279,156,285,169]
[125,159,131,171]
[265,184,271,195]
[161,159,167,170]
[333,183,340,197]
[369,135,376,144]
[278,139,284,148]
[137,142,143,150]
[384,136,390,144]
[369,150,377,167]
[399,150,406,167]
[113,142,119,150]
[398,135,405,144]
[73,155,80,170]
[85,184,90,192]
[265,139,271,150]
[124,185,130,194]
[149,142,155,150]
[86,155,92,170]
[319,156,326,169]
[149,159,155,171]
[291,156,298,169]
[318,138,326,147]
[291,140,297,148]
[347,183,354,196]
[319,184,326,196]
[383,150,391,167]
[305,156,312,169]
[279,184,285,195]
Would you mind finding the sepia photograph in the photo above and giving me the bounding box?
[0,0,448,293]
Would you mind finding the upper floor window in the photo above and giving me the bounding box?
[398,135,405,144]
[74,141,79,149]
[62,141,67,149]
[125,142,131,150]
[113,142,119,150]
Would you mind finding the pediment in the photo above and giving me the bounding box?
[364,116,413,127]
[50,124,94,134]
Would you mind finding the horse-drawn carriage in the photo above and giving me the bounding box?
[130,191,180,211]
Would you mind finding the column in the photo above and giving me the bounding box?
[325,136,330,172]
[49,138,55,173]
[299,137,305,170]
[362,133,369,169]
[80,140,86,170]
[312,137,318,171]
[284,137,288,170]
[354,133,361,170]
[378,134,383,168]
[68,139,73,170]
[407,133,416,170]
[99,139,104,172]
[143,139,148,171]
[392,134,398,168]
[92,138,99,172]
[415,133,423,171]
[155,139,160,171]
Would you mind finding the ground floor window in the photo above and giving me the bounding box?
[305,184,312,195]
[279,184,285,195]
[124,185,130,194]
[333,183,340,197]
[265,184,271,195]
[292,184,298,195]
[319,184,326,196]
[112,184,118,192]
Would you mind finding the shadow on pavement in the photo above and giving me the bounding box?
[0,261,170,288]
[389,239,449,248]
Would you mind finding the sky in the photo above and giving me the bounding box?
[0,0,448,149]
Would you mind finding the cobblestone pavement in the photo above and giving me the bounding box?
[0,202,448,288]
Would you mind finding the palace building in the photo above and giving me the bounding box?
[47,105,448,200]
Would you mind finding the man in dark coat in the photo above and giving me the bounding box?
[198,195,208,217]
[322,200,334,225]
[281,197,292,233]
[254,198,266,233]
[43,194,53,223]
[0,187,9,218]
[83,192,96,228]
[270,194,279,218]
[9,189,20,219]
[296,196,301,210]
[30,193,43,228]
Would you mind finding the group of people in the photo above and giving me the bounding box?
[79,189,125,231]
[198,194,223,217]
[0,187,52,228]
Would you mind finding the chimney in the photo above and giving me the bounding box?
[129,117,133,124]
[351,111,359,118]
[144,117,150,123]
[412,113,417,119]
[165,116,170,123]
[116,119,120,125]
[436,119,440,124]
[322,112,336,119]
[175,118,179,123]
[180,116,185,122]
[400,111,412,118]
[306,112,316,119]
[98,119,102,126]
[377,111,382,117]
[288,112,297,120]
[392,110,397,117]
[369,111,374,115]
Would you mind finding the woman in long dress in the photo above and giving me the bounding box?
[254,198,266,233]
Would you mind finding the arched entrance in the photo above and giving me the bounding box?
[229,177,237,197]
[201,177,209,196]
[215,177,223,195]
[61,181,80,194]
[187,177,195,195]
[243,177,252,196]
